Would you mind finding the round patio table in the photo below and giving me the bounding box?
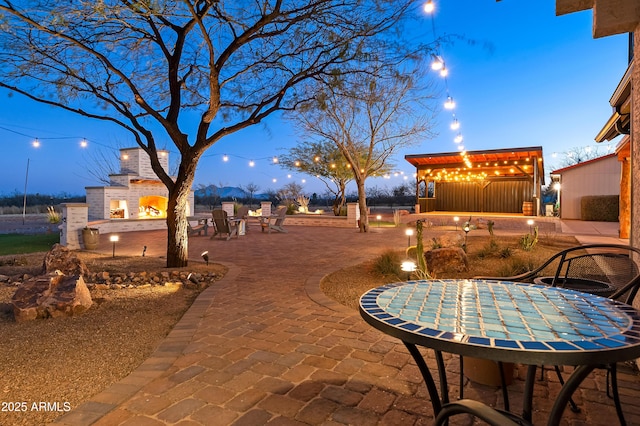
[359,279,640,425]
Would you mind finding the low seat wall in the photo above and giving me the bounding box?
[282,214,351,228]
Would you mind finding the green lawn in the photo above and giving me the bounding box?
[0,233,60,255]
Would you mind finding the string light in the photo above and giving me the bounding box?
[444,96,455,110]
[2,120,417,193]
[431,55,444,71]
[424,1,469,154]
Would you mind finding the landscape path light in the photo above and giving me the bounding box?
[453,216,459,231]
[527,219,535,234]
[376,214,382,228]
[463,223,470,252]
[554,182,561,216]
[405,228,414,248]
[110,235,119,258]
[201,251,209,266]
[401,260,417,281]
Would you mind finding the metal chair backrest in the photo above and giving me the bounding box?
[476,244,640,303]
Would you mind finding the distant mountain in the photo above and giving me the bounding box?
[195,185,269,200]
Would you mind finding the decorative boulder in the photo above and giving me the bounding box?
[425,247,469,274]
[432,233,464,249]
[42,243,89,276]
[11,272,92,322]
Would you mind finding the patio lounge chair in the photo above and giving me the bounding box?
[474,243,640,423]
[187,218,208,236]
[234,206,250,234]
[210,209,238,240]
[260,206,288,234]
[187,222,207,236]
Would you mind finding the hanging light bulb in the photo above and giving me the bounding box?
[431,55,444,71]
[439,65,448,77]
[272,156,279,163]
[222,154,229,162]
[80,139,88,148]
[423,0,435,13]
[458,145,465,151]
[450,117,460,130]
[454,133,463,143]
[249,160,255,167]
[32,139,40,148]
[444,96,455,110]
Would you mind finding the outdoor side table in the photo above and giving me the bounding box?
[359,279,640,425]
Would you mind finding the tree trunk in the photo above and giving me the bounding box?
[164,159,197,268]
[356,179,369,232]
[165,187,190,267]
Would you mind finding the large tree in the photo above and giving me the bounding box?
[0,0,415,266]
[278,140,357,216]
[289,65,436,232]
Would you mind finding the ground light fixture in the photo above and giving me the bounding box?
[376,214,382,227]
[527,219,535,234]
[405,228,414,247]
[554,182,561,215]
[110,235,119,258]
[142,245,147,257]
[453,216,459,231]
[401,260,417,281]
[463,223,470,251]
[201,251,209,265]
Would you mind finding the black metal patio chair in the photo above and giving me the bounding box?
[474,243,640,425]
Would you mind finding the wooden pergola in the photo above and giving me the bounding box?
[405,146,545,215]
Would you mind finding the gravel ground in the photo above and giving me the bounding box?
[0,251,226,425]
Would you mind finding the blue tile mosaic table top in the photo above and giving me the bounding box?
[360,280,640,358]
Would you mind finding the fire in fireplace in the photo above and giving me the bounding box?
[138,195,168,219]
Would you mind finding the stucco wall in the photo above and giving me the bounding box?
[558,155,621,220]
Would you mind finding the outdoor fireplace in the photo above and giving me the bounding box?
[86,147,193,221]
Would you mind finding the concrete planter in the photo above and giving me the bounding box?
[82,227,99,250]
[463,357,514,387]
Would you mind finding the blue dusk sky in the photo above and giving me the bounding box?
[0,1,629,197]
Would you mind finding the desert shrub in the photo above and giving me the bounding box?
[496,256,535,277]
[431,238,443,249]
[519,226,538,251]
[580,195,619,222]
[393,209,401,227]
[373,250,401,277]
[499,247,513,258]
[285,203,297,215]
[475,239,501,260]
[46,206,61,224]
